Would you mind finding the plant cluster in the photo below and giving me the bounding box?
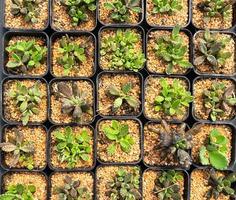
[154,78,193,116]
[104,0,141,23]
[205,168,236,199]
[153,170,183,200]
[100,29,146,71]
[55,175,92,199]
[10,0,40,23]
[60,0,96,26]
[151,0,182,15]
[54,126,92,168]
[203,82,236,121]
[106,167,141,199]
[199,129,229,170]
[102,120,135,156]
[154,26,192,74]
[55,82,93,122]
[194,29,232,71]
[9,81,42,125]
[0,183,36,199]
[6,39,47,74]
[106,82,140,113]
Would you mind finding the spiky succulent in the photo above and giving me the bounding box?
[55,175,92,200]
[54,82,93,122]
[104,0,141,23]
[152,0,182,15]
[0,130,34,170]
[194,29,232,72]
[106,167,141,200]
[203,82,236,121]
[9,81,42,125]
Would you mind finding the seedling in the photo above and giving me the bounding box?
[154,26,192,74]
[9,81,42,125]
[199,128,229,170]
[54,175,92,199]
[194,29,232,71]
[6,39,47,74]
[102,120,135,156]
[154,78,193,116]
[203,82,236,121]
[53,126,92,168]
[60,0,96,26]
[100,29,146,71]
[104,0,141,23]
[152,0,182,15]
[106,167,141,199]
[153,170,183,200]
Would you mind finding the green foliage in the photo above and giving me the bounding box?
[6,39,47,74]
[194,29,232,71]
[102,120,135,155]
[154,78,193,116]
[60,0,96,26]
[199,129,229,170]
[154,26,192,74]
[104,0,141,23]
[106,167,141,200]
[153,170,183,200]
[9,81,42,125]
[152,0,182,15]
[100,29,146,71]
[54,126,92,168]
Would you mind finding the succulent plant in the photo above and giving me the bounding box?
[104,0,141,23]
[205,168,236,199]
[0,130,35,170]
[154,78,193,116]
[55,175,92,200]
[54,126,92,168]
[152,0,182,15]
[199,128,229,170]
[10,0,40,23]
[194,29,232,71]
[101,120,135,155]
[106,167,141,200]
[153,170,184,200]
[60,0,96,26]
[100,29,146,71]
[54,82,93,122]
[6,39,47,74]
[154,26,193,74]
[9,81,42,125]
[203,82,236,121]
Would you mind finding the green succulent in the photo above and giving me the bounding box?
[154,26,192,74]
[54,126,92,168]
[104,0,141,23]
[154,78,193,116]
[9,81,42,125]
[106,167,141,200]
[100,29,146,71]
[152,0,182,15]
[60,0,96,26]
[6,39,47,75]
[102,120,135,156]
[194,29,232,71]
[199,128,229,170]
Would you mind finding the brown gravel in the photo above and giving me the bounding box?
[52,0,96,31]
[193,78,235,121]
[147,30,190,74]
[3,79,48,123]
[146,0,189,27]
[50,172,94,200]
[2,172,47,200]
[97,73,141,116]
[4,0,48,30]
[97,119,141,163]
[52,35,95,77]
[50,125,94,169]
